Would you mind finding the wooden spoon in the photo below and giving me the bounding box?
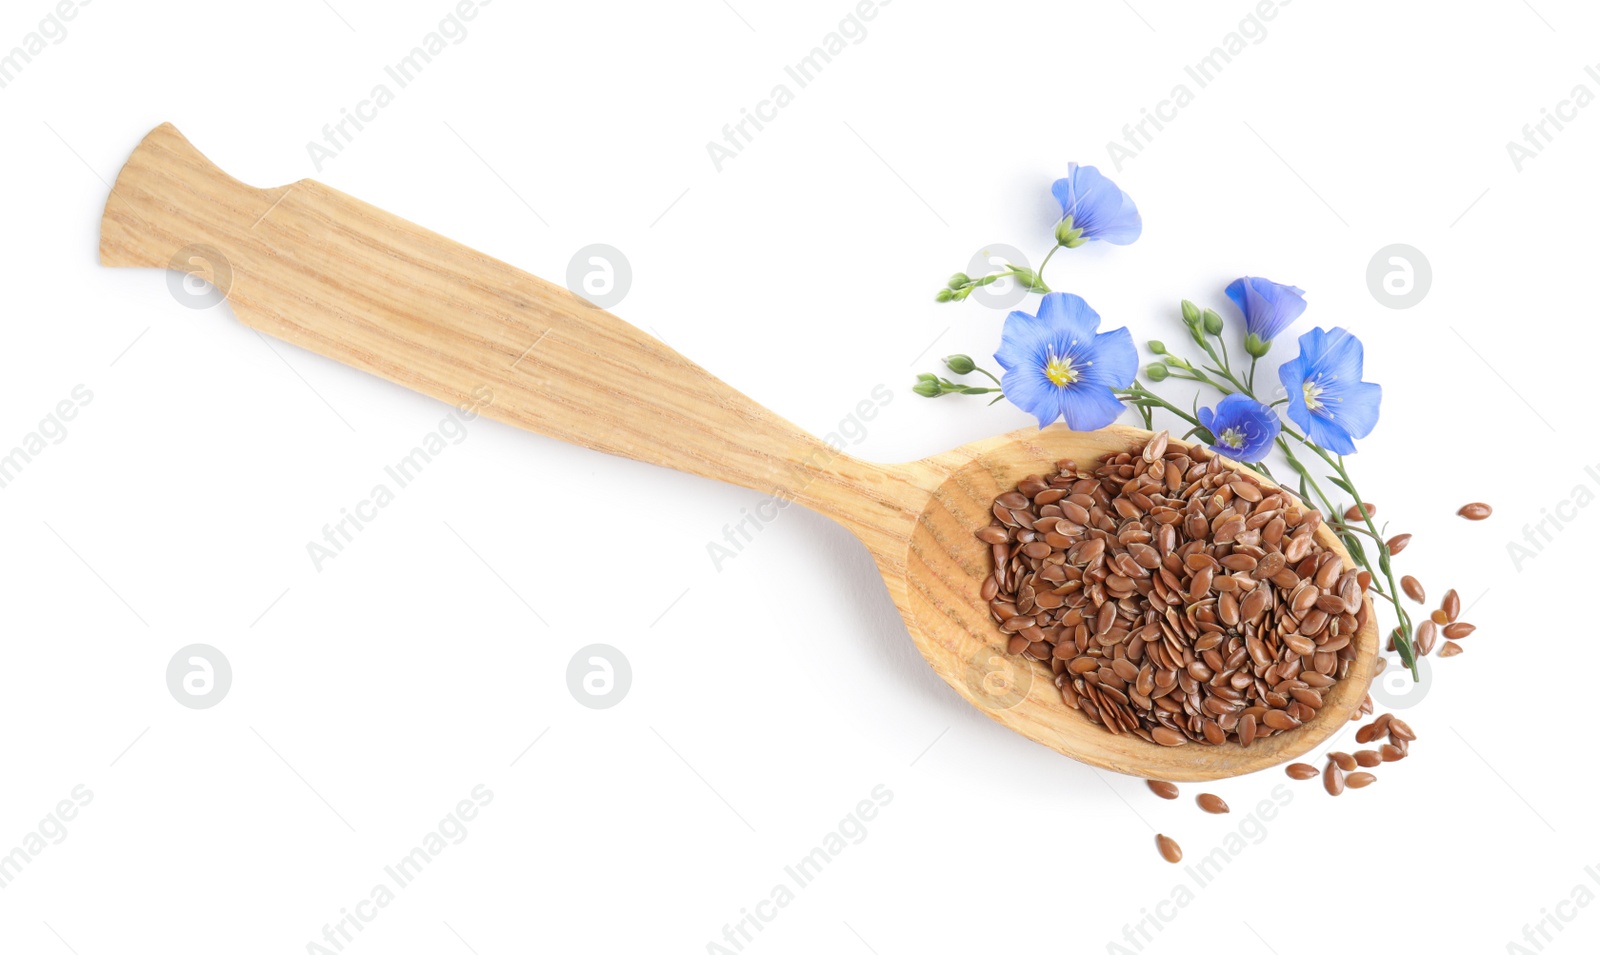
[99,124,1377,781]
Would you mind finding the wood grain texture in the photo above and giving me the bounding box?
[100,124,1375,781]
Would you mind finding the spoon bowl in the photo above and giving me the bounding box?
[894,426,1378,781]
[100,124,1376,783]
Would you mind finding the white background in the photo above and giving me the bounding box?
[1,0,1594,952]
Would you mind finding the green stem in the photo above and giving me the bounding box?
[1197,338,1251,393]
[1338,463,1418,677]
[1149,335,1420,681]
[1274,437,1339,515]
[1036,243,1063,285]
[1118,384,1202,430]
[1277,426,1418,679]
[971,365,1004,389]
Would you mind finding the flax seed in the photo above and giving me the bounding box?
[1146,780,1179,800]
[1324,761,1345,795]
[979,431,1350,749]
[1416,620,1438,656]
[1344,502,1376,521]
[1156,834,1183,863]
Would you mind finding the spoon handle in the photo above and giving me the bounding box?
[100,124,910,536]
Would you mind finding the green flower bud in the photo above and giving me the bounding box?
[916,372,939,384]
[1148,340,1167,355]
[1244,332,1271,358]
[1180,300,1202,326]
[1202,308,1224,336]
[912,380,943,398]
[1145,363,1170,381]
[935,288,954,303]
[948,273,970,289]
[944,354,976,375]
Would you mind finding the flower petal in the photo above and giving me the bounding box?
[1331,380,1382,443]
[1051,164,1142,245]
[1199,393,1281,460]
[1226,277,1307,342]
[1035,292,1103,342]
[1309,327,1364,385]
[1307,412,1356,455]
[997,352,1063,427]
[994,307,1054,372]
[1079,326,1138,390]
[1058,383,1125,431]
[1277,352,1313,434]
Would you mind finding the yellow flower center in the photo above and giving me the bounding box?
[1302,379,1324,412]
[1218,427,1246,449]
[1044,353,1079,387]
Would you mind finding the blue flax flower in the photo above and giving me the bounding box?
[1225,276,1307,343]
[1278,327,1382,455]
[1197,394,1281,462]
[995,292,1137,430]
[1050,164,1142,245]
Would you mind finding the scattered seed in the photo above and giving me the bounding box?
[1355,749,1382,768]
[1324,761,1346,796]
[1439,642,1464,658]
[1380,743,1406,761]
[1458,502,1493,521]
[1443,622,1476,640]
[1430,609,1449,626]
[1442,588,1460,622]
[1401,576,1425,603]
[1146,780,1179,800]
[1285,763,1320,780]
[1196,793,1230,814]
[1388,718,1417,742]
[1344,502,1376,522]
[1385,533,1412,555]
[1156,834,1183,864]
[1329,751,1357,771]
[1346,772,1377,789]
[1415,620,1438,656]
